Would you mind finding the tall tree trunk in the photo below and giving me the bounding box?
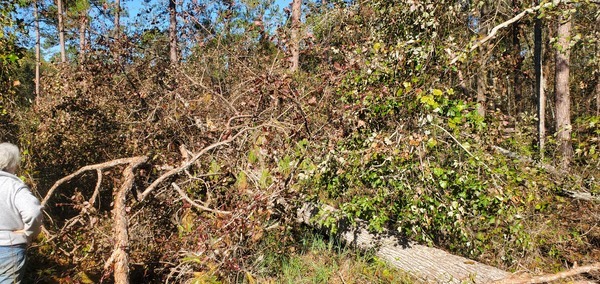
[112,0,121,63]
[169,0,178,65]
[290,0,302,72]
[534,4,545,159]
[476,47,487,118]
[79,13,88,63]
[597,32,600,116]
[596,73,600,116]
[555,12,573,168]
[57,0,66,63]
[114,0,120,35]
[476,69,486,117]
[34,0,40,96]
[512,0,523,114]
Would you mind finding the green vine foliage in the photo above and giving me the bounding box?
[296,0,600,269]
[300,71,551,264]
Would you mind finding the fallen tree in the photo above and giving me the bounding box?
[42,156,147,284]
[297,203,509,283]
[298,203,600,284]
[39,125,267,283]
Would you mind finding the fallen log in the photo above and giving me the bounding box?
[297,203,509,283]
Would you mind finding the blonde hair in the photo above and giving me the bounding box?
[0,143,20,173]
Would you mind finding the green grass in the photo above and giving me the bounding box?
[255,233,418,284]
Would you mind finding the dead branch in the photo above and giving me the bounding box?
[42,156,148,207]
[107,156,147,284]
[171,182,231,215]
[560,190,600,202]
[449,0,600,65]
[494,262,600,284]
[41,156,147,284]
[180,70,238,115]
[89,169,103,206]
[493,146,599,202]
[138,126,261,201]
[493,146,561,176]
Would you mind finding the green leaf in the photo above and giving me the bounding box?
[7,54,18,62]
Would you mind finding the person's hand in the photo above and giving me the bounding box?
[13,230,26,234]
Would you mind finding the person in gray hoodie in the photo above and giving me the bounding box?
[0,143,43,283]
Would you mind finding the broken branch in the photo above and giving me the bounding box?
[139,126,260,201]
[494,262,600,284]
[171,182,232,215]
[42,156,148,207]
[449,0,600,65]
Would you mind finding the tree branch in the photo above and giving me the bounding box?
[171,182,231,215]
[42,156,148,207]
[138,126,261,201]
[494,262,600,284]
[449,0,600,65]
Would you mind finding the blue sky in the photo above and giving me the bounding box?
[35,0,293,59]
[122,0,292,24]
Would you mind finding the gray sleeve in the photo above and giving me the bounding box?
[14,186,44,241]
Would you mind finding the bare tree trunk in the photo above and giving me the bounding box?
[596,75,599,116]
[112,162,136,284]
[34,0,40,96]
[57,0,66,63]
[79,13,88,63]
[477,70,486,117]
[512,0,523,114]
[169,0,178,65]
[597,34,600,116]
[290,0,302,72]
[534,3,545,159]
[112,0,121,63]
[477,49,487,118]
[555,12,573,168]
[114,0,120,35]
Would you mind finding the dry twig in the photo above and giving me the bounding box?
[449,0,600,65]
[494,263,600,284]
[138,126,262,200]
[171,182,231,215]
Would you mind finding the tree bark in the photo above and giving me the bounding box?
[57,0,66,63]
[112,157,146,284]
[168,0,178,65]
[534,2,545,159]
[448,0,589,66]
[555,12,573,168]
[477,63,486,118]
[596,75,599,116]
[290,0,302,72]
[34,0,40,96]
[79,12,88,63]
[40,156,147,283]
[512,0,523,114]
[114,0,120,35]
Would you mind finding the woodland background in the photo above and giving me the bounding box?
[0,0,599,283]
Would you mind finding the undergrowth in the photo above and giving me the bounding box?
[254,232,417,284]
